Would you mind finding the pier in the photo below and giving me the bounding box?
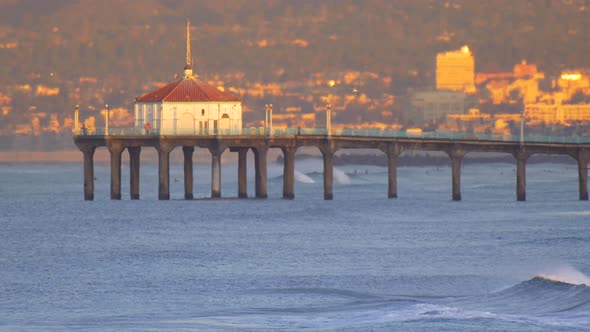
[74,129,590,201]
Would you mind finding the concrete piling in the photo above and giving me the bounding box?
[238,148,248,198]
[157,144,172,200]
[81,145,95,201]
[254,146,268,199]
[322,149,333,200]
[449,149,465,201]
[516,151,528,201]
[578,150,589,201]
[128,146,141,200]
[108,144,123,200]
[386,143,401,199]
[210,147,223,198]
[183,146,194,200]
[282,147,296,199]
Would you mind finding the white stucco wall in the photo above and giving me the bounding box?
[134,101,242,135]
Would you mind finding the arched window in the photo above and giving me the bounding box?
[201,109,205,116]
[221,113,230,119]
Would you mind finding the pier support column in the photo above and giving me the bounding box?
[448,149,466,201]
[282,146,296,199]
[254,146,268,199]
[80,145,95,201]
[108,143,123,200]
[157,143,174,200]
[128,146,141,200]
[322,146,334,200]
[385,143,401,199]
[238,148,248,198]
[516,150,529,202]
[578,150,589,201]
[210,146,224,198]
[183,146,194,200]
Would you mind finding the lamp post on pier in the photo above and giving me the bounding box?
[105,103,110,136]
[323,79,359,137]
[74,104,79,135]
[326,103,332,136]
[520,108,526,147]
[265,104,273,136]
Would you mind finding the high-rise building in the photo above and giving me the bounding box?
[436,46,476,94]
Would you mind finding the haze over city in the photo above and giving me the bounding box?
[1,0,590,153]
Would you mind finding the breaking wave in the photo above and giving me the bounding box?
[294,170,315,183]
[185,276,590,330]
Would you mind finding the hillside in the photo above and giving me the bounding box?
[1,0,589,148]
[1,0,589,82]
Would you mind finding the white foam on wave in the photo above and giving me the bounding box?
[182,299,590,331]
[287,158,352,185]
[188,303,500,330]
[333,168,351,184]
[294,170,315,183]
[535,264,590,286]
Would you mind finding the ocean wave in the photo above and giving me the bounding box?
[185,281,590,330]
[294,170,314,184]
[535,274,590,286]
[446,276,590,328]
[511,236,590,247]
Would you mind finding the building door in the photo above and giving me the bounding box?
[220,113,230,133]
[178,112,195,134]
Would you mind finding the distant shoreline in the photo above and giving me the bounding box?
[0,150,86,164]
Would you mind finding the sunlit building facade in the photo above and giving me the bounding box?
[524,103,590,124]
[436,46,476,93]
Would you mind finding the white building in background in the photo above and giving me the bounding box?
[134,21,242,135]
[409,90,466,123]
[524,103,590,125]
[436,45,476,94]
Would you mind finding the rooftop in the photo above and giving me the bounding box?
[135,77,241,103]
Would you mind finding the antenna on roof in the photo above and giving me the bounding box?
[184,19,194,78]
[186,19,191,68]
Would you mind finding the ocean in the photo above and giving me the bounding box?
[1,157,589,331]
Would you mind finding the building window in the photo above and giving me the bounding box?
[201,109,205,116]
[221,113,229,119]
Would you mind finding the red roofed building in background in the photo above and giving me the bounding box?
[134,20,242,135]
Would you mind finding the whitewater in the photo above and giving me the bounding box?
[0,158,589,331]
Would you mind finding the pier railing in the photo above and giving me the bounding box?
[74,127,590,144]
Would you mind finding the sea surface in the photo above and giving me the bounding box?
[1,157,589,331]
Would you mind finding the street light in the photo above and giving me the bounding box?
[323,80,360,136]
[326,103,332,136]
[74,104,79,134]
[105,103,110,136]
[265,104,273,136]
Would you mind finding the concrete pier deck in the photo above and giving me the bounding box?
[74,131,590,201]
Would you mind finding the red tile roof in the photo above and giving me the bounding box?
[135,77,241,103]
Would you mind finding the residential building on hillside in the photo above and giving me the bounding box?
[409,90,466,123]
[525,103,590,125]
